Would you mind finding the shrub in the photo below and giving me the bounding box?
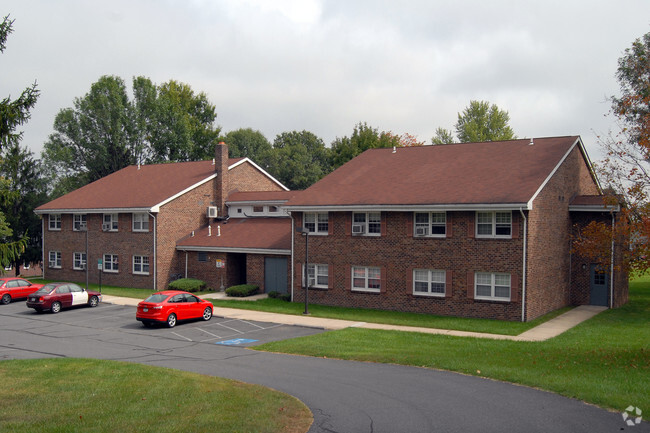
[168,278,207,293]
[267,291,280,299]
[225,284,259,297]
[279,293,291,302]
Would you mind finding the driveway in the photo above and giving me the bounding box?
[0,302,636,433]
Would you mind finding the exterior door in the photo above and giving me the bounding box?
[265,257,288,294]
[589,264,609,307]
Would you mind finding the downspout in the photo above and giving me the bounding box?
[290,212,295,303]
[148,212,157,290]
[519,208,528,322]
[184,251,188,278]
[41,217,45,279]
[610,212,615,308]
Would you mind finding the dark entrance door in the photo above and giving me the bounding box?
[265,257,288,294]
[589,264,609,307]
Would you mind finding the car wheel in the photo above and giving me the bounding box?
[1,294,10,305]
[202,307,212,321]
[88,295,99,307]
[51,301,62,314]
[166,313,177,328]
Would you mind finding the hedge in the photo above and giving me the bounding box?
[225,284,259,297]
[168,278,207,293]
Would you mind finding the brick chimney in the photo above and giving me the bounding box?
[214,142,229,216]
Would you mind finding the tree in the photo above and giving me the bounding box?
[266,131,330,190]
[42,75,221,196]
[329,122,403,169]
[431,100,516,144]
[0,142,47,275]
[573,31,650,275]
[0,15,38,269]
[223,128,272,163]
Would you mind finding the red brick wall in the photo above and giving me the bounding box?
[229,162,284,193]
[43,213,154,289]
[293,210,524,320]
[526,145,600,319]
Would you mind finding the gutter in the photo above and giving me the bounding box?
[148,212,157,290]
[519,208,528,322]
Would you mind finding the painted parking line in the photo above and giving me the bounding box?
[171,331,193,342]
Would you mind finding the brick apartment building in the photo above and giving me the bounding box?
[35,143,289,290]
[284,136,627,321]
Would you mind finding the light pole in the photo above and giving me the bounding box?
[295,226,310,315]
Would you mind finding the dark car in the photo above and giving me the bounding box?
[136,290,213,328]
[0,277,43,305]
[26,282,101,313]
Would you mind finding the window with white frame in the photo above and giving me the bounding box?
[103,213,118,231]
[104,254,118,273]
[475,272,511,301]
[352,212,381,236]
[132,213,149,232]
[414,212,446,237]
[133,255,150,275]
[73,252,87,270]
[304,264,328,288]
[49,214,61,231]
[304,213,328,234]
[413,269,446,296]
[48,251,62,268]
[352,266,381,292]
[73,214,87,231]
[476,211,511,238]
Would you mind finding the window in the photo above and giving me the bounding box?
[49,214,61,231]
[252,205,264,214]
[198,252,208,262]
[132,213,149,232]
[414,212,446,237]
[269,206,280,213]
[73,252,87,270]
[352,266,381,292]
[73,214,87,231]
[475,272,511,301]
[103,214,118,231]
[304,213,328,234]
[476,211,511,238]
[133,255,150,275]
[352,212,381,236]
[48,251,62,269]
[305,264,328,288]
[104,254,118,273]
[413,269,446,296]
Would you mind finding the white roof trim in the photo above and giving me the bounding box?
[176,246,290,255]
[150,173,217,212]
[527,137,581,209]
[285,203,530,212]
[230,158,289,191]
[569,204,620,212]
[35,207,153,215]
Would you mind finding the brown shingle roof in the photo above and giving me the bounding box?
[36,159,240,212]
[176,218,291,252]
[285,136,584,209]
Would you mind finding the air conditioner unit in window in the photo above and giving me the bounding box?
[102,223,111,231]
[352,223,365,234]
[415,226,429,236]
[207,206,218,218]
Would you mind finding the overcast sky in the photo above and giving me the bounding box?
[3,0,650,162]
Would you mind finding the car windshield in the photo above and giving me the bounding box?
[34,284,57,295]
[143,294,169,303]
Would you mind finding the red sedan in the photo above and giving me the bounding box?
[136,290,213,328]
[26,282,102,313]
[0,277,43,305]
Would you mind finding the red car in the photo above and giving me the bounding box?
[136,290,213,328]
[0,277,43,305]
[26,282,102,313]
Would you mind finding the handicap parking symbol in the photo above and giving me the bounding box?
[216,338,258,346]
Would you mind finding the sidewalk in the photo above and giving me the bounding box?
[101,293,607,342]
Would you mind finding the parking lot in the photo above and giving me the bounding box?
[0,300,325,351]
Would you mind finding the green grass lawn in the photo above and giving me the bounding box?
[0,358,311,433]
[256,279,650,412]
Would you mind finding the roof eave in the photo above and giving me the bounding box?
[284,203,531,212]
[176,246,290,255]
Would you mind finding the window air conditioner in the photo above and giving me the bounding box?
[102,223,111,231]
[415,226,429,236]
[352,224,365,234]
[207,206,218,218]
